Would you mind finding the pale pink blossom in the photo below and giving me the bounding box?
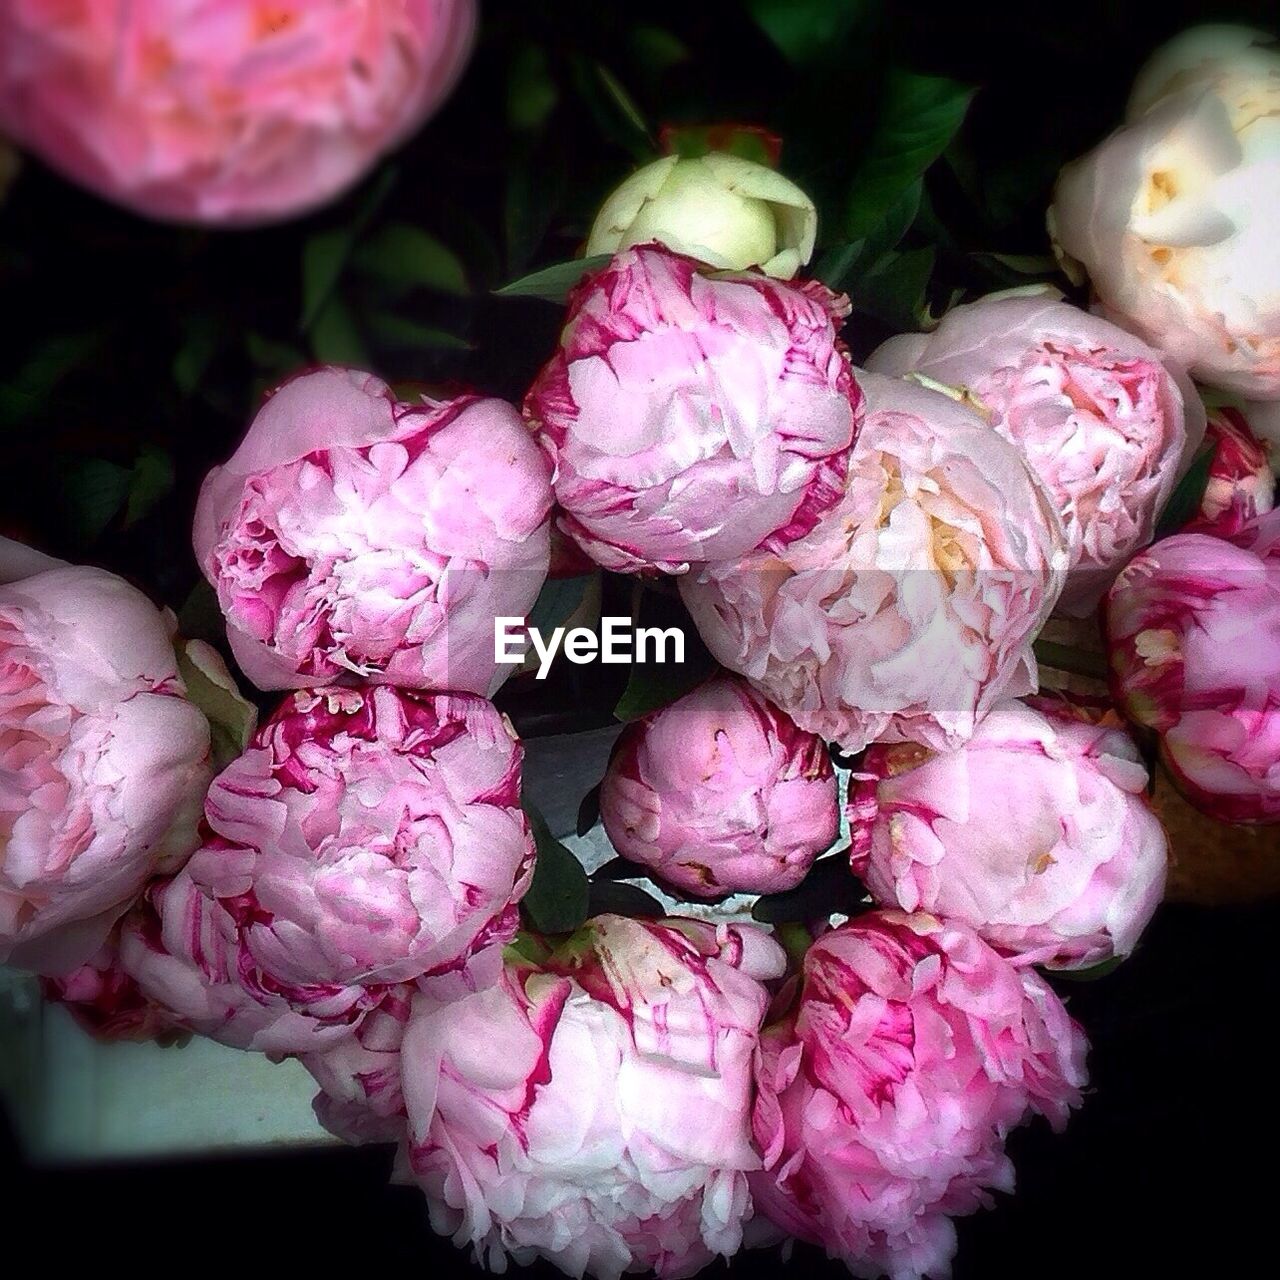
[681,371,1068,753]
[401,915,786,1280]
[869,291,1204,614]
[0,538,211,974]
[848,697,1168,969]
[121,685,534,1054]
[195,367,553,697]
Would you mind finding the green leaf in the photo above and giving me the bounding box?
[1154,443,1217,540]
[172,317,218,396]
[123,447,174,529]
[848,246,936,330]
[365,312,472,351]
[818,180,922,290]
[587,880,665,919]
[752,854,870,924]
[844,72,973,242]
[747,0,866,66]
[175,640,258,768]
[0,331,100,427]
[177,579,225,645]
[496,254,612,302]
[246,332,306,373]
[301,228,352,331]
[593,63,652,144]
[1032,639,1110,683]
[521,801,591,935]
[354,224,469,296]
[503,145,566,276]
[613,645,717,722]
[309,296,372,367]
[299,166,397,330]
[576,782,602,838]
[1051,955,1126,983]
[507,44,559,133]
[628,26,690,79]
[569,57,653,159]
[62,459,131,544]
[528,574,592,636]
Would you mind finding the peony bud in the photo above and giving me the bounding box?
[0,1,477,224]
[195,367,552,697]
[120,686,535,1054]
[600,675,838,897]
[1185,405,1276,536]
[681,370,1069,753]
[1105,511,1280,823]
[848,697,1168,969]
[868,291,1205,615]
[402,915,785,1280]
[750,912,1088,1280]
[585,152,817,278]
[524,244,861,574]
[1051,35,1280,397]
[0,538,213,975]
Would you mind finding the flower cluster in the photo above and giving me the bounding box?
[8,14,1280,1280]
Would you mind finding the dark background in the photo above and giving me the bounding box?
[3,1,1279,1274]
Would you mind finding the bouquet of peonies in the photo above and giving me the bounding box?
[2,11,1279,1280]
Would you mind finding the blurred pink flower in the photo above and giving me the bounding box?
[524,244,861,573]
[600,675,837,897]
[0,538,212,974]
[750,912,1088,1280]
[195,367,552,696]
[121,685,534,1054]
[848,697,1167,969]
[1105,510,1280,822]
[1185,405,1275,537]
[401,915,785,1280]
[681,371,1068,753]
[0,0,476,224]
[869,291,1204,615]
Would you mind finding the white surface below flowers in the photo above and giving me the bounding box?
[0,760,852,1163]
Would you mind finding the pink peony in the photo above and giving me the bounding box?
[0,1,476,224]
[868,291,1204,615]
[523,244,861,574]
[848,697,1168,969]
[120,685,535,1054]
[600,675,838,897]
[750,912,1088,1280]
[1185,405,1275,537]
[681,371,1069,753]
[304,985,414,1145]
[401,915,786,1280]
[1105,510,1280,822]
[0,538,212,974]
[41,928,182,1042]
[194,367,553,696]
